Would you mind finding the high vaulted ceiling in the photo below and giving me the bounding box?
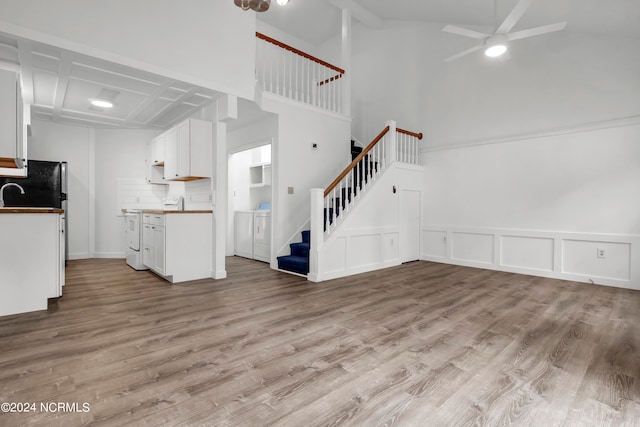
[258,0,640,45]
[0,0,637,131]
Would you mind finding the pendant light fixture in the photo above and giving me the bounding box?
[234,0,271,12]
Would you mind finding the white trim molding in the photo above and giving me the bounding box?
[421,225,640,290]
[422,115,640,153]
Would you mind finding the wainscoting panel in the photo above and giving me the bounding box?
[451,232,494,265]
[350,234,382,269]
[422,226,639,290]
[382,232,400,263]
[323,236,346,275]
[422,229,447,258]
[501,235,554,272]
[562,239,631,281]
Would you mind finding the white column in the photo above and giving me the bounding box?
[341,8,352,116]
[212,121,227,279]
[308,188,324,282]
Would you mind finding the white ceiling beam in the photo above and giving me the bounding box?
[122,79,173,127]
[52,51,73,121]
[16,40,34,104]
[326,0,383,28]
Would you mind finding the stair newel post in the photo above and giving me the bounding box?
[310,188,324,279]
[386,120,397,167]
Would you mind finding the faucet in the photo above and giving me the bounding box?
[0,183,25,207]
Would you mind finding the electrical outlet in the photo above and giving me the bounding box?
[597,248,606,259]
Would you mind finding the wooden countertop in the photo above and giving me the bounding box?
[0,207,64,214]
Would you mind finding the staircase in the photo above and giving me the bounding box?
[277,230,310,275]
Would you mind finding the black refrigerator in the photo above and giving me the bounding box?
[0,160,68,260]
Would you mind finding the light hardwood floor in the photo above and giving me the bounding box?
[0,257,638,426]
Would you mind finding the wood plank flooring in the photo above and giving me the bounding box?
[0,257,638,426]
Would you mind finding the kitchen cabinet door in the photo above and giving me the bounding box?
[161,118,211,181]
[143,224,154,268]
[176,120,190,179]
[0,69,27,177]
[163,127,178,180]
[153,225,165,275]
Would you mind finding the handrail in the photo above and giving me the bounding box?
[324,126,390,197]
[256,32,345,75]
[397,128,423,140]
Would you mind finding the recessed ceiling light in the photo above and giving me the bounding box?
[90,98,114,109]
[276,0,289,5]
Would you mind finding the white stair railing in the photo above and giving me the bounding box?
[396,128,423,165]
[256,32,344,114]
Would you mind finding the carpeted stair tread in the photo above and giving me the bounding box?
[277,255,309,275]
[290,242,310,257]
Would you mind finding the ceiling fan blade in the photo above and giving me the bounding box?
[444,45,483,62]
[497,0,535,34]
[507,21,567,41]
[443,25,490,40]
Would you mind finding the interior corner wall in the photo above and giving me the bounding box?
[0,0,256,98]
[28,119,92,259]
[29,120,159,259]
[258,96,351,262]
[93,128,158,258]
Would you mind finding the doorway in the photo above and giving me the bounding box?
[227,143,273,263]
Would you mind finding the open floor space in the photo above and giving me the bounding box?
[0,257,638,426]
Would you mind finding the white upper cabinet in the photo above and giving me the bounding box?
[145,134,168,185]
[0,68,28,178]
[163,118,212,181]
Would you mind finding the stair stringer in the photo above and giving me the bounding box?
[309,162,424,282]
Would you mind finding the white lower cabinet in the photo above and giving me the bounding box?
[234,210,271,262]
[142,212,212,283]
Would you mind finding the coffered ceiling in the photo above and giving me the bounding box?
[0,32,222,130]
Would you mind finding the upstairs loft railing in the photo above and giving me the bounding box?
[317,121,423,236]
[256,32,345,114]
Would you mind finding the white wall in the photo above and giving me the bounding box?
[350,21,640,146]
[28,120,91,259]
[0,0,256,98]
[94,128,157,257]
[421,122,640,289]
[347,21,640,289]
[30,120,159,259]
[258,95,351,266]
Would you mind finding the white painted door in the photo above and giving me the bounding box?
[400,190,420,263]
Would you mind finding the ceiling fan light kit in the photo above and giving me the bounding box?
[234,0,271,12]
[484,34,508,58]
[443,0,566,62]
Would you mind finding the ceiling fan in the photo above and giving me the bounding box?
[234,0,289,12]
[443,0,567,62]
